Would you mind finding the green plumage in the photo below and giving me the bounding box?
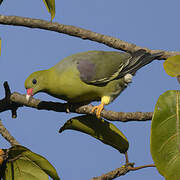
[25,50,162,105]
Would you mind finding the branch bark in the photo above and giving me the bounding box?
[2,92,152,122]
[0,82,22,118]
[91,163,155,180]
[0,14,179,59]
[0,82,152,122]
[0,80,153,122]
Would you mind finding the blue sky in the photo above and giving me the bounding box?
[0,0,179,179]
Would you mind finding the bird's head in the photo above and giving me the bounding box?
[24,70,47,101]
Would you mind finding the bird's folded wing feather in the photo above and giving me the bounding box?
[76,51,131,85]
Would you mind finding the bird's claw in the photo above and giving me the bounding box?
[91,103,104,119]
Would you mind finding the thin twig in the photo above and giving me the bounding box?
[91,164,132,180]
[0,14,179,59]
[91,163,155,180]
[128,164,155,171]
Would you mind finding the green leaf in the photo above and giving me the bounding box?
[59,115,129,153]
[2,145,60,180]
[42,0,55,21]
[163,55,180,77]
[0,0,3,5]
[151,90,180,180]
[6,157,49,180]
[3,161,12,179]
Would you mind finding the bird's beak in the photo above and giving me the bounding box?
[26,88,33,101]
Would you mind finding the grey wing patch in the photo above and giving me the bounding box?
[89,63,125,84]
[77,59,127,85]
[77,60,96,82]
[76,51,132,85]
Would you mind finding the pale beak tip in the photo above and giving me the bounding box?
[26,94,31,101]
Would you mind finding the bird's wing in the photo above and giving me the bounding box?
[76,51,131,85]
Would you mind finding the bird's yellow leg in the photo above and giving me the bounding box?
[91,96,111,118]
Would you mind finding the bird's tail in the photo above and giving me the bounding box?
[120,49,163,77]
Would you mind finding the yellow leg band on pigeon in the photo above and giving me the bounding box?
[91,96,111,118]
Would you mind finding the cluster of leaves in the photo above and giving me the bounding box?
[0,146,60,180]
[0,116,129,179]
[151,55,180,180]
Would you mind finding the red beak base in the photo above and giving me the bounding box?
[26,88,33,101]
[27,88,33,96]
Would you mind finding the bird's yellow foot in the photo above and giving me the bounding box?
[91,103,104,118]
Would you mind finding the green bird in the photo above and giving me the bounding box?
[25,50,162,118]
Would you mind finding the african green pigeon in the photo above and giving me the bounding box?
[25,50,162,118]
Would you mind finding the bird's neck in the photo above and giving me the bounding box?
[44,69,68,100]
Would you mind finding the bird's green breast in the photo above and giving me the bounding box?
[46,60,126,103]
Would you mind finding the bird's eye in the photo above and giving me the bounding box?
[32,79,37,84]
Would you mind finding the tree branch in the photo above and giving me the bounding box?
[0,82,22,118]
[7,92,153,122]
[0,120,20,146]
[91,164,155,180]
[0,82,153,122]
[0,14,179,59]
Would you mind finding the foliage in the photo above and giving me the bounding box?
[59,115,129,154]
[42,0,55,21]
[151,90,180,180]
[0,145,60,180]
[163,55,180,77]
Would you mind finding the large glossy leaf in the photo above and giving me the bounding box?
[59,115,129,153]
[163,55,180,77]
[2,145,60,180]
[151,90,180,180]
[42,0,55,21]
